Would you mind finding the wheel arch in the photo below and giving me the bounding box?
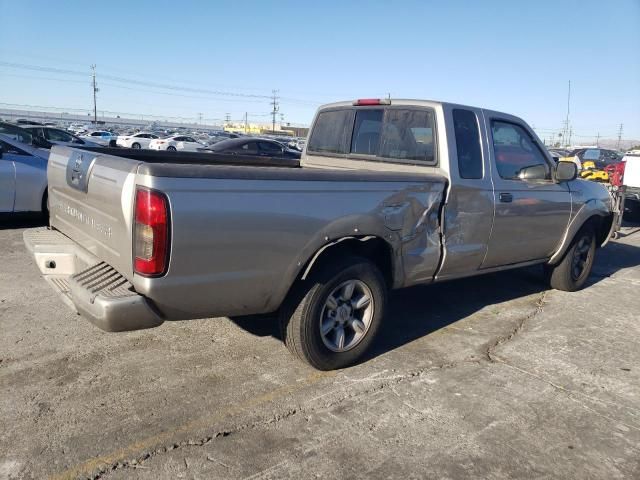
[299,236,396,289]
[548,202,611,266]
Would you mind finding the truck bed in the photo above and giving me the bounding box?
[75,146,301,168]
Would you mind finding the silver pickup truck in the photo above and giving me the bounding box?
[25,99,614,370]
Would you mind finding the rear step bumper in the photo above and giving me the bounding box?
[23,227,163,332]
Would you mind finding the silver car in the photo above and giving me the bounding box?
[0,133,49,214]
[21,126,101,148]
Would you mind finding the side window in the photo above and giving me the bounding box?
[238,142,258,154]
[380,109,435,163]
[259,141,283,153]
[491,121,550,180]
[351,109,383,155]
[47,129,73,142]
[453,109,482,179]
[307,109,352,154]
[174,136,185,141]
[0,140,29,156]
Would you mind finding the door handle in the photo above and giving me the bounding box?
[499,193,513,203]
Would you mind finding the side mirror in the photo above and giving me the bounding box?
[555,161,578,182]
[517,164,548,181]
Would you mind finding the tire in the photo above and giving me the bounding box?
[545,226,596,292]
[41,190,49,218]
[280,256,387,370]
[167,146,177,152]
[131,142,141,149]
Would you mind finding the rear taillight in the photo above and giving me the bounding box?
[134,187,169,276]
[353,98,392,106]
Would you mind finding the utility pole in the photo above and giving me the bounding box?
[271,89,279,133]
[91,64,98,125]
[198,112,203,125]
[617,124,623,150]
[563,80,571,147]
[224,113,231,127]
[596,132,600,147]
[568,127,573,147]
[244,112,248,133]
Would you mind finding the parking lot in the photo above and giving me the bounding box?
[1,219,639,480]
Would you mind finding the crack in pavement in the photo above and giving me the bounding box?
[91,413,297,480]
[73,291,550,480]
[486,291,548,363]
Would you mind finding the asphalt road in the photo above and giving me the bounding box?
[1,218,639,480]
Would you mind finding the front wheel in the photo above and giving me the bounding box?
[167,146,177,152]
[545,226,596,291]
[131,142,141,149]
[280,256,387,370]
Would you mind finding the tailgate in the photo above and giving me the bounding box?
[47,145,140,280]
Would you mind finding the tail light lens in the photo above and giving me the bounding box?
[134,187,169,276]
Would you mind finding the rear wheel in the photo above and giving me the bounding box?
[167,146,177,152]
[280,256,387,370]
[545,226,596,291]
[131,142,141,149]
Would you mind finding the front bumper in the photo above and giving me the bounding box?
[23,228,163,332]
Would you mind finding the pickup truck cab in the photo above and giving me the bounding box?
[25,99,614,370]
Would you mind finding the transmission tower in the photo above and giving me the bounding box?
[617,124,624,149]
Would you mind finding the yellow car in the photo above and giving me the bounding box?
[579,160,609,182]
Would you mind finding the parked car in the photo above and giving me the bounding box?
[570,148,624,169]
[15,119,43,126]
[0,133,49,214]
[25,98,613,370]
[0,121,33,145]
[547,148,571,162]
[80,131,117,147]
[148,135,205,152]
[205,138,302,159]
[21,126,100,148]
[116,132,160,149]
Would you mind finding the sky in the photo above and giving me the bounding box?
[0,0,638,141]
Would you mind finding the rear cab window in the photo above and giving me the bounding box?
[453,109,483,179]
[307,105,437,166]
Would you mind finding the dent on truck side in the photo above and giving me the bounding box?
[282,181,446,300]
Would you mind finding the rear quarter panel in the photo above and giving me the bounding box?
[133,172,445,319]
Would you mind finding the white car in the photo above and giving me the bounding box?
[116,132,160,149]
[80,131,117,146]
[148,135,205,152]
